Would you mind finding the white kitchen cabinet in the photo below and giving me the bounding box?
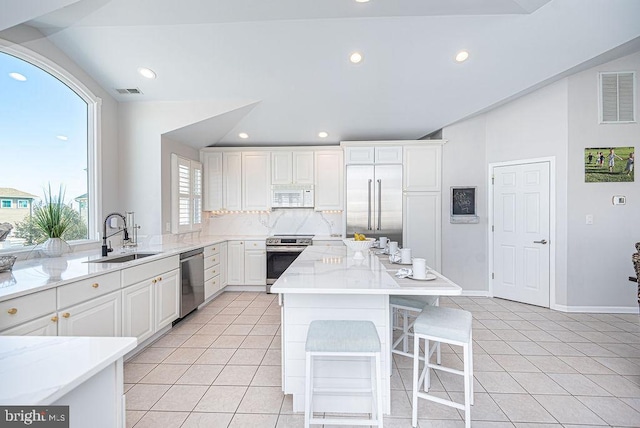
[122,281,154,343]
[202,151,223,211]
[345,146,375,164]
[0,313,58,336]
[314,150,344,211]
[227,241,245,285]
[0,288,56,331]
[223,152,242,211]
[204,243,225,299]
[242,152,271,210]
[220,241,228,287]
[58,291,122,337]
[244,241,266,286]
[403,144,442,192]
[345,146,402,165]
[155,268,180,331]
[272,151,314,185]
[403,192,441,271]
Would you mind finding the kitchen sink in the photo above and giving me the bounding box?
[87,252,159,263]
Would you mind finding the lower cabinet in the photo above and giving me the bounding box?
[155,269,180,330]
[227,240,266,286]
[1,313,58,336]
[122,281,154,343]
[220,241,228,287]
[58,291,122,337]
[227,241,245,285]
[245,247,266,286]
[403,192,441,271]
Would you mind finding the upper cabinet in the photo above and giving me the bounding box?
[242,152,271,211]
[345,146,402,165]
[223,152,242,211]
[201,151,223,211]
[403,144,442,192]
[314,150,344,211]
[272,151,314,185]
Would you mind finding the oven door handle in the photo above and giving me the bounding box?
[266,247,307,253]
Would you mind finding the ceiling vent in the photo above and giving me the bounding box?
[115,88,143,95]
[599,72,635,123]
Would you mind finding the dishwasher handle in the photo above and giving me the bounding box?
[180,248,204,261]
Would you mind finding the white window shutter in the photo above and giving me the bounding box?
[600,72,636,123]
[171,155,203,233]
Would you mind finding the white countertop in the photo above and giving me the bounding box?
[271,246,462,296]
[0,336,137,405]
[0,234,268,302]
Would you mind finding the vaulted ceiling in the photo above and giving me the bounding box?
[3,0,640,147]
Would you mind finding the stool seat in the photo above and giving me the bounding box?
[414,306,472,344]
[306,320,380,353]
[390,295,438,310]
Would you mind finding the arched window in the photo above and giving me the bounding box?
[0,44,100,251]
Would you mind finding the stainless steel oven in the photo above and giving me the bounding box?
[266,235,313,293]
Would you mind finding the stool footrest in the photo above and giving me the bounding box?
[309,417,382,426]
[312,387,373,395]
[416,390,465,411]
[426,363,463,376]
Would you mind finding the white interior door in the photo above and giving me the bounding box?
[492,161,550,307]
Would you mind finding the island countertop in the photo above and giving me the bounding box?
[270,245,461,296]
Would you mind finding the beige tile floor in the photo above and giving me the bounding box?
[124,292,640,427]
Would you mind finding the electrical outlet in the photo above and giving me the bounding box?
[586,214,593,225]
[612,195,626,205]
[165,222,171,232]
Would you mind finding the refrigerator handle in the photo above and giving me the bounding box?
[367,179,372,230]
[377,179,382,230]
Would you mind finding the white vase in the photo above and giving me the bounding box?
[41,238,67,258]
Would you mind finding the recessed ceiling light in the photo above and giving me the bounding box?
[455,50,469,62]
[318,131,329,138]
[137,67,156,79]
[9,72,26,81]
[349,52,363,64]
[56,135,68,141]
[355,0,370,2]
[238,132,249,139]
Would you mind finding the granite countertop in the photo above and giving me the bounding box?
[270,246,461,296]
[0,336,137,405]
[0,234,269,302]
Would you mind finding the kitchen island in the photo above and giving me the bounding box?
[270,245,462,414]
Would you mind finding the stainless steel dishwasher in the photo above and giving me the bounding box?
[180,248,204,318]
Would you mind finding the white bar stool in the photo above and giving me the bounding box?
[411,306,473,428]
[304,320,383,428]
[390,295,440,361]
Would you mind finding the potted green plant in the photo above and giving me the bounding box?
[34,185,73,257]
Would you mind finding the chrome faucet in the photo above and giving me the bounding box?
[102,212,130,256]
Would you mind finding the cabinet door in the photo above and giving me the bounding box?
[403,145,442,192]
[122,281,154,343]
[314,150,344,211]
[375,146,403,164]
[223,152,242,210]
[293,151,314,184]
[244,249,266,286]
[1,313,58,336]
[345,147,375,164]
[227,241,245,285]
[272,152,293,185]
[403,192,441,271]
[155,269,180,330]
[242,152,271,210]
[220,241,228,287]
[202,151,223,211]
[58,291,122,337]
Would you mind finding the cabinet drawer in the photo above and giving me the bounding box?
[57,271,121,309]
[0,289,56,330]
[205,265,221,281]
[204,244,221,258]
[204,275,221,299]
[122,255,179,287]
[204,254,221,270]
[246,240,266,250]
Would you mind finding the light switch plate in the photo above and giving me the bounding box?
[612,195,626,205]
[586,214,593,225]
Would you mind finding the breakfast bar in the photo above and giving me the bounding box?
[270,245,462,414]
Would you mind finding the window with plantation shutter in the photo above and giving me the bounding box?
[171,154,203,233]
[599,72,636,123]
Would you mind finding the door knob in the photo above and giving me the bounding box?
[533,239,548,244]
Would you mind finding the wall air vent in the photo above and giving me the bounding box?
[599,72,635,123]
[115,88,143,95]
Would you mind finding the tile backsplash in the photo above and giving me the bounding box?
[204,209,343,236]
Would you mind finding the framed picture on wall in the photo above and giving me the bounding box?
[450,187,479,224]
[585,146,634,182]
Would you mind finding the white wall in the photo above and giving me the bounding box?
[0,25,121,225]
[566,51,640,309]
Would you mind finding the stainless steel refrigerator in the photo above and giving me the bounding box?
[346,164,403,245]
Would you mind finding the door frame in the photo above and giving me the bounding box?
[488,157,557,309]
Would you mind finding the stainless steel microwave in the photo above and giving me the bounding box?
[272,185,314,208]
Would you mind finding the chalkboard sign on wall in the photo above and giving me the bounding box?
[451,187,479,223]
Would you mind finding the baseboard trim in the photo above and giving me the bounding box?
[224,285,265,292]
[461,290,490,297]
[123,324,172,361]
[551,303,639,314]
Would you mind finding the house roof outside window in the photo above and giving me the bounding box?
[0,188,38,200]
